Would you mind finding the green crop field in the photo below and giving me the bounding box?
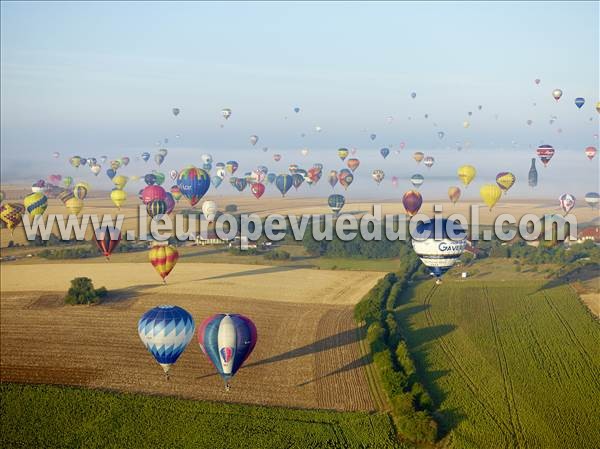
[0,384,410,449]
[394,279,600,449]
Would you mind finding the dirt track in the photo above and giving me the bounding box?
[0,290,376,411]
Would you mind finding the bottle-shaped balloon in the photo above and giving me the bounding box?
[528,158,538,188]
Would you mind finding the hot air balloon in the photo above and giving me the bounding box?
[448,186,461,204]
[211,176,223,189]
[347,158,360,172]
[534,78,541,85]
[226,161,239,175]
[328,170,338,188]
[155,154,165,166]
[527,119,533,126]
[292,173,304,190]
[148,244,179,283]
[177,166,210,207]
[301,148,309,157]
[273,154,282,162]
[250,135,259,146]
[52,151,60,158]
[558,193,576,214]
[410,92,416,99]
[69,156,81,168]
[437,131,445,140]
[172,108,180,116]
[138,305,194,378]
[197,313,257,390]
[412,218,466,282]
[202,201,217,221]
[338,171,354,190]
[64,197,83,215]
[413,152,424,163]
[457,165,476,186]
[142,185,166,204]
[328,194,345,215]
[372,169,385,185]
[585,146,597,160]
[584,192,599,208]
[574,97,585,109]
[141,152,150,162]
[402,191,422,216]
[48,174,61,185]
[596,102,600,113]
[294,107,300,113]
[93,227,121,259]
[24,192,47,217]
[90,164,101,176]
[73,183,89,200]
[0,203,25,233]
[266,173,276,184]
[221,108,232,120]
[410,174,424,188]
[231,177,247,192]
[370,133,376,141]
[144,173,158,186]
[110,188,126,209]
[528,158,538,188]
[480,184,502,210]
[147,199,167,219]
[169,185,182,202]
[391,176,399,188]
[112,175,128,190]
[423,156,434,169]
[463,121,470,128]
[250,183,265,199]
[380,147,390,159]
[169,169,178,181]
[58,189,74,204]
[336,148,349,161]
[31,180,45,193]
[536,144,555,167]
[275,174,293,197]
[552,89,563,101]
[496,172,516,194]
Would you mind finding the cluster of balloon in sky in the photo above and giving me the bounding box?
[138,305,257,390]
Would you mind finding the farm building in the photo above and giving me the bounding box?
[195,231,227,246]
[577,226,600,244]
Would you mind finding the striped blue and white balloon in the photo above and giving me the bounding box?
[138,305,195,375]
[412,218,466,280]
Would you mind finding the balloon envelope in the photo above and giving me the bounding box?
[412,218,467,278]
[138,305,194,374]
[197,314,257,384]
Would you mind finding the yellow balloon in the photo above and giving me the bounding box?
[463,120,470,128]
[110,189,127,209]
[480,184,502,210]
[65,197,84,215]
[596,101,600,114]
[457,165,477,186]
[23,192,48,217]
[413,152,425,163]
[448,186,461,204]
[496,172,516,194]
[112,175,128,190]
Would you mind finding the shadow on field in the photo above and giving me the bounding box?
[295,353,372,387]
[199,264,307,281]
[393,292,463,437]
[179,248,227,259]
[100,284,157,307]
[537,263,599,292]
[195,328,361,380]
[247,328,360,368]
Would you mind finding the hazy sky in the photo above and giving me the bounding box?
[1,1,598,199]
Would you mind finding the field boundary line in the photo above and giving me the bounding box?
[422,283,514,444]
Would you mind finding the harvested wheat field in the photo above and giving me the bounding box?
[0,262,383,411]
[0,262,383,305]
[0,290,376,411]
